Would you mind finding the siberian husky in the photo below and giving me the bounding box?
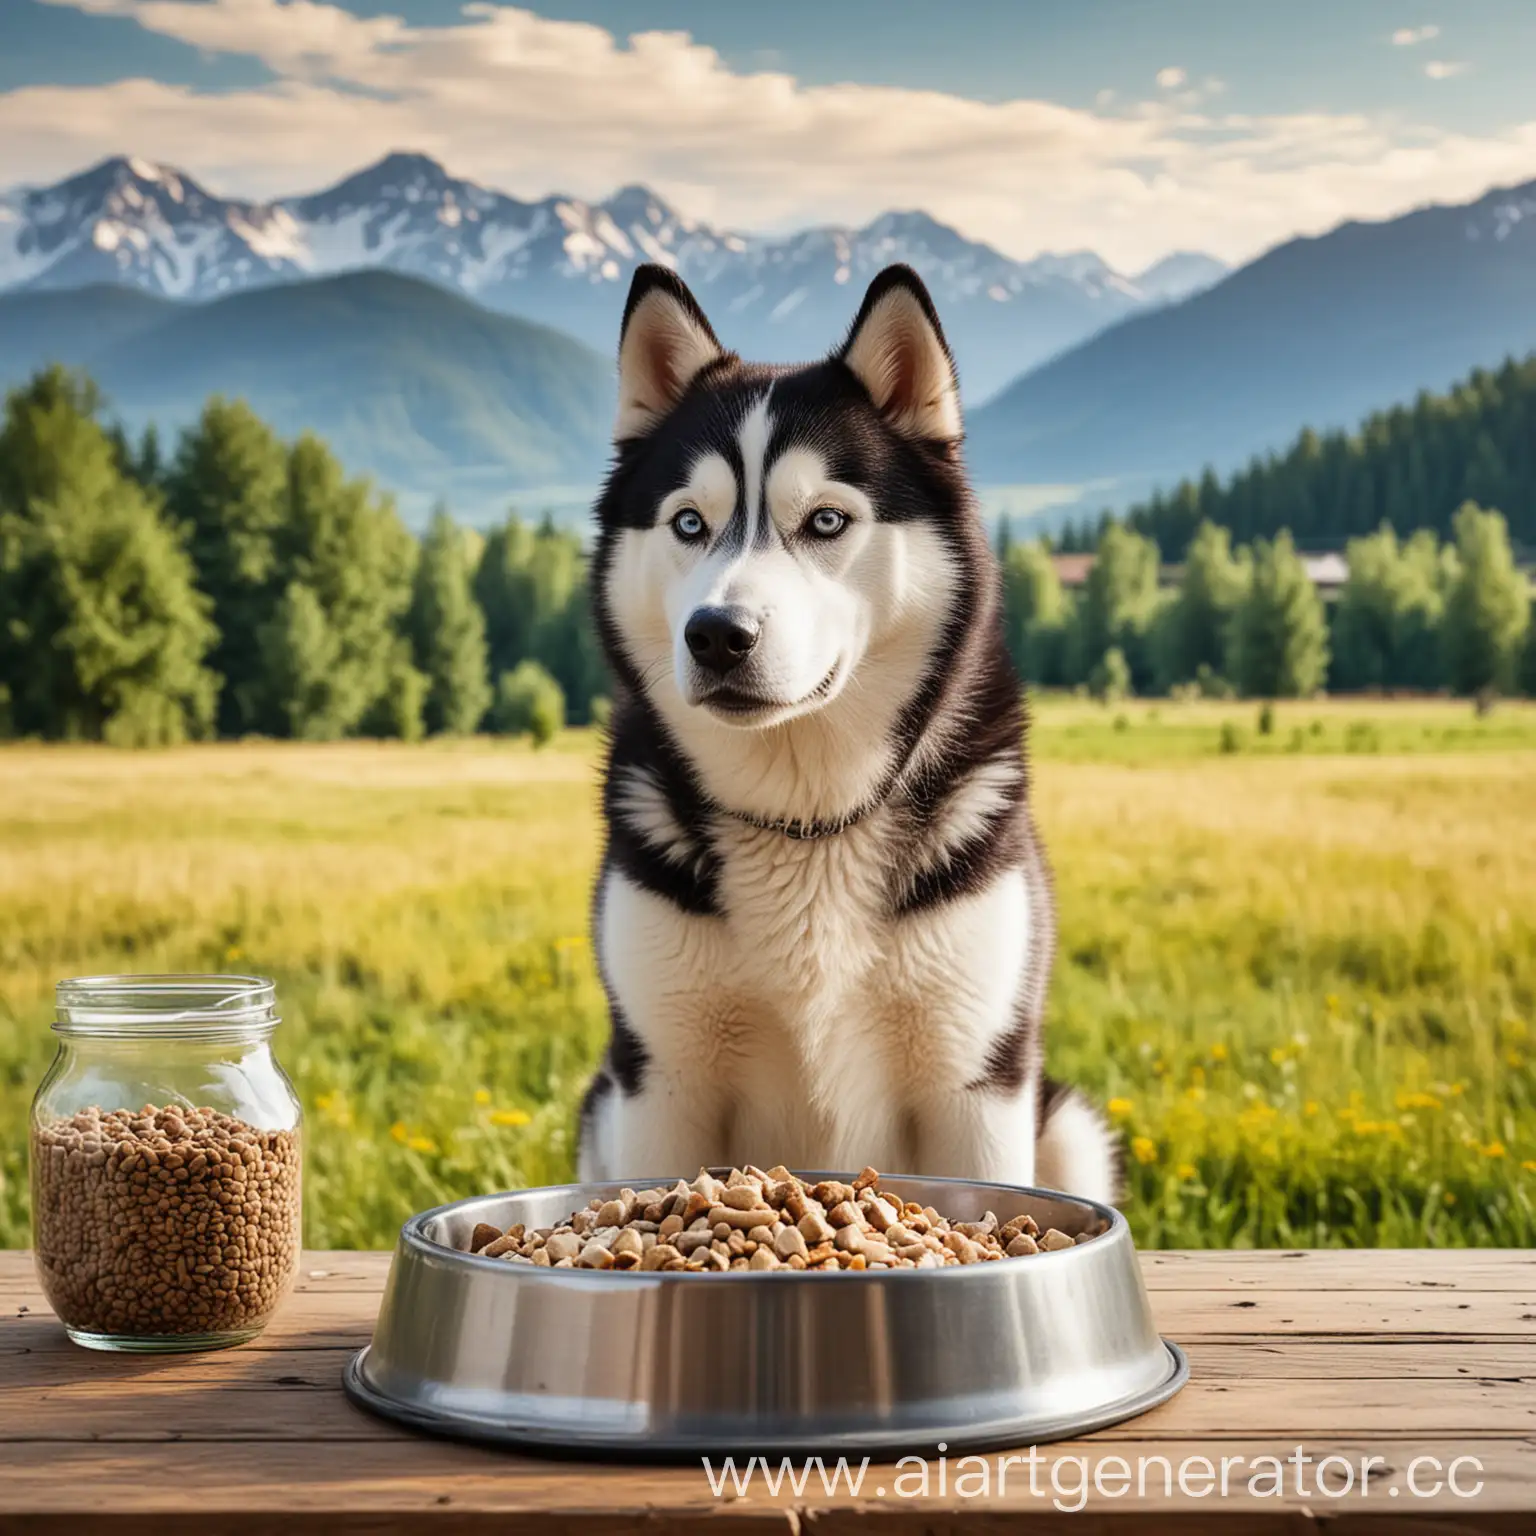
[577,262,1116,1202]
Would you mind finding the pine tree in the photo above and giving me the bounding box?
[1154,520,1249,689]
[1441,503,1530,697]
[1000,539,1071,685]
[474,512,603,720]
[1229,531,1330,697]
[163,398,290,734]
[1521,602,1536,699]
[248,435,417,738]
[1332,525,1446,691]
[1073,522,1160,688]
[491,660,566,747]
[0,368,217,743]
[408,506,491,734]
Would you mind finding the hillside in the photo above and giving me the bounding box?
[0,271,615,517]
[967,177,1536,506]
[1098,353,1536,557]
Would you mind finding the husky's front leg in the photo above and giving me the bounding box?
[910,1080,1039,1187]
[578,871,732,1183]
[576,1036,729,1183]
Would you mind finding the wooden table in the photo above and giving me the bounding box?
[3,1249,1534,1531]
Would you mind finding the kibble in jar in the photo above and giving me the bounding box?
[32,1104,301,1347]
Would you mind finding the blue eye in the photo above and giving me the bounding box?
[672,508,706,542]
[807,507,848,539]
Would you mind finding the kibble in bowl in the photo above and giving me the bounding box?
[348,1168,1182,1454]
[462,1165,1104,1273]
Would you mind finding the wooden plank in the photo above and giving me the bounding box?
[6,1251,1535,1339]
[5,1336,1534,1395]
[3,1371,1532,1445]
[1139,1250,1536,1293]
[1,1437,1532,1532]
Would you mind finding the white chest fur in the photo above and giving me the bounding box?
[592,812,1037,1179]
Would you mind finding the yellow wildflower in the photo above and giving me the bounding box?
[490,1109,532,1128]
[225,946,244,962]
[1304,1101,1319,1117]
[1107,1097,1133,1119]
[315,1092,352,1128]
[406,1136,437,1154]
[1479,1141,1507,1159]
[1176,1162,1197,1181]
[1443,1191,1457,1206]
[1209,1043,1228,1063]
[389,1121,408,1144]
[1131,1136,1157,1165]
[1395,1091,1441,1112]
[1352,1119,1403,1138]
[474,1088,492,1106]
[1522,1161,1536,1174]
[1324,993,1339,1014]
[1506,1050,1525,1069]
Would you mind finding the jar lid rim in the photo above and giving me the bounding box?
[54,974,279,1036]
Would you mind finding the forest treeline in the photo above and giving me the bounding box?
[1059,354,1536,559]
[0,366,1532,747]
[0,368,598,745]
[997,512,1532,703]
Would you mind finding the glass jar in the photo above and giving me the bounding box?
[29,975,302,1352]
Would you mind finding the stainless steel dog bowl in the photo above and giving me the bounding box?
[345,1174,1186,1456]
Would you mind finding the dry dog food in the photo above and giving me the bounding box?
[31,1105,301,1337]
[465,1165,1102,1272]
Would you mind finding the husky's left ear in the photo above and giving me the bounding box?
[838,265,961,442]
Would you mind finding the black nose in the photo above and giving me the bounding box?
[684,605,760,675]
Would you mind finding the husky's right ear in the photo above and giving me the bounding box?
[615,265,725,442]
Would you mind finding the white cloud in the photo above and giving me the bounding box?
[1155,66,1188,89]
[1392,25,1441,46]
[1424,59,1470,79]
[2,0,1532,270]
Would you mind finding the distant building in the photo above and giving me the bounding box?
[1300,552,1350,594]
[1049,554,1096,589]
[1050,549,1353,595]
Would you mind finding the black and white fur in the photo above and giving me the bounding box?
[578,262,1115,1201]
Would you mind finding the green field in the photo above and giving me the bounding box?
[2,697,1533,1250]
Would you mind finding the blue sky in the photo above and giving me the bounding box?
[4,0,1536,267]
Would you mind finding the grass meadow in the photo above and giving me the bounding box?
[2,697,1533,1251]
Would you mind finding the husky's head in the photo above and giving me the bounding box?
[594,263,988,819]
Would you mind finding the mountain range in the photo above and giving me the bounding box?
[5,152,1536,533]
[966,174,1536,515]
[0,153,1226,402]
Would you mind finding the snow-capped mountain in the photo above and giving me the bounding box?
[0,153,1227,398]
